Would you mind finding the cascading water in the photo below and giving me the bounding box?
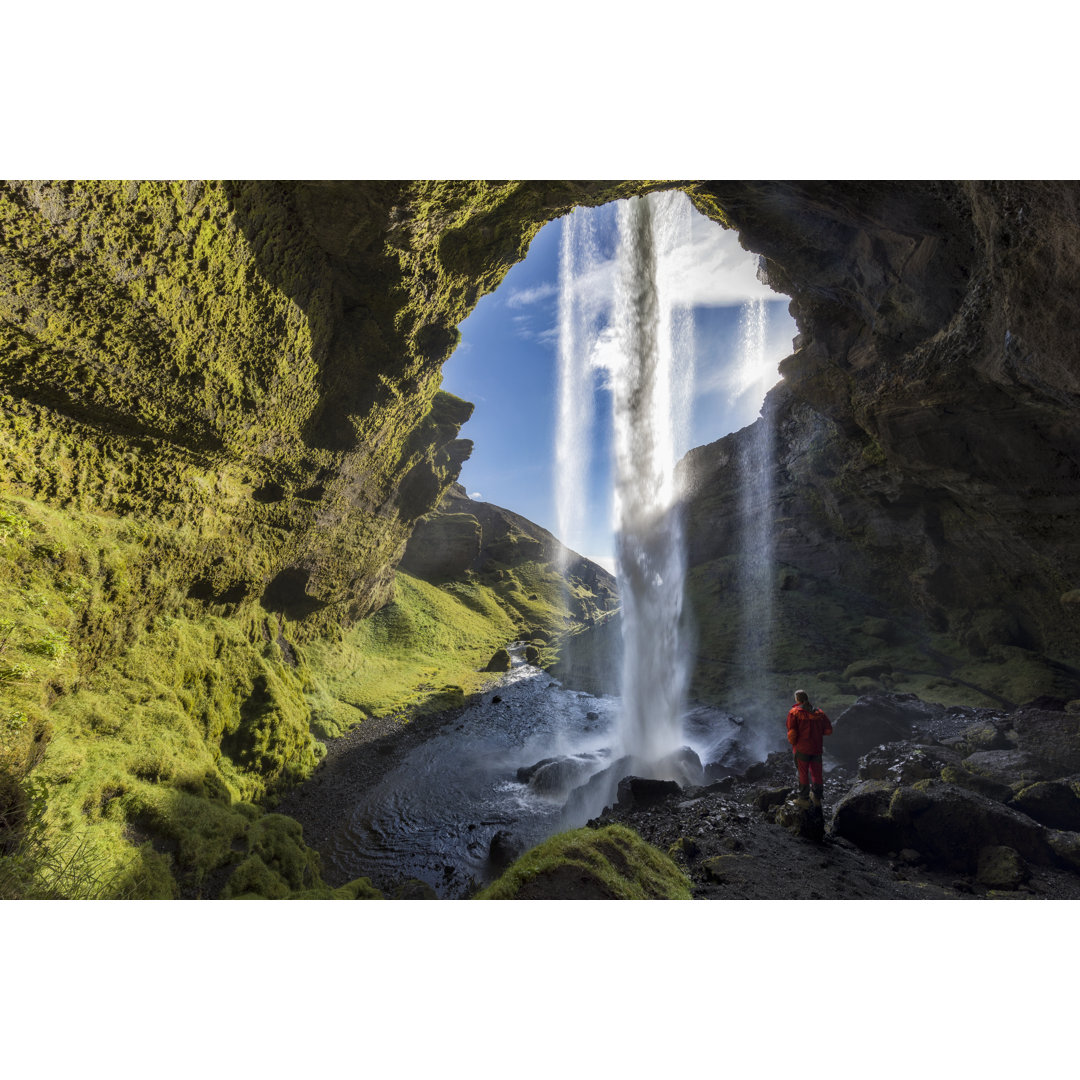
[554,192,699,795]
[608,194,695,768]
[731,297,777,747]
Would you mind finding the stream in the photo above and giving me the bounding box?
[323,644,743,898]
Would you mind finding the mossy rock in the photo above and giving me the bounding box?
[485,648,512,673]
[475,824,692,900]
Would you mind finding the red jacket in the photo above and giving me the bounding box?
[787,704,832,756]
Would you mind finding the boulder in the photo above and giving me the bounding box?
[828,692,945,766]
[1010,707,1080,773]
[1008,779,1080,831]
[528,754,603,796]
[774,798,825,842]
[961,749,1059,788]
[754,786,793,812]
[489,830,525,868]
[975,846,1029,890]
[391,878,438,900]
[888,781,1053,873]
[617,776,682,809]
[1046,830,1080,874]
[516,757,559,783]
[524,644,541,664]
[939,719,1016,755]
[485,648,511,673]
[858,742,964,784]
[831,780,903,854]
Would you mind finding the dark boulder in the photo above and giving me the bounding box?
[524,645,541,664]
[528,754,604,796]
[858,742,964,784]
[489,830,525,868]
[961,749,1060,788]
[888,781,1053,873]
[391,878,438,900]
[974,845,1029,890]
[516,757,559,783]
[831,780,904,854]
[485,648,511,673]
[1010,707,1080,773]
[774,798,825,842]
[754,786,793,812]
[617,776,682,809]
[1008,779,1080,831]
[829,692,945,767]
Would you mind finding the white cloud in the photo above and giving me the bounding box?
[468,491,483,500]
[506,282,558,308]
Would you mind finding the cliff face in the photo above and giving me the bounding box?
[679,182,1080,717]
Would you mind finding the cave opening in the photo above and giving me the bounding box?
[441,191,797,572]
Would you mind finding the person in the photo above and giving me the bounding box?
[786,689,832,809]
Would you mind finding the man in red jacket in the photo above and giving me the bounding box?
[786,689,833,809]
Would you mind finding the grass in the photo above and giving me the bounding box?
[475,824,693,900]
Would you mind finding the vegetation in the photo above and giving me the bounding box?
[475,824,693,900]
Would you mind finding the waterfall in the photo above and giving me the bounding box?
[555,206,601,577]
[607,193,695,767]
[732,297,776,739]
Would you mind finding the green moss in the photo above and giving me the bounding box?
[475,824,693,900]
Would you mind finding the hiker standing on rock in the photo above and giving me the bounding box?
[787,689,832,809]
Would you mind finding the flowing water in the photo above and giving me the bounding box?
[332,646,739,898]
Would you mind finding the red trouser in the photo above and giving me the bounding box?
[795,752,823,786]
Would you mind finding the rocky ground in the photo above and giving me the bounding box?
[280,688,1080,900]
[593,693,1080,900]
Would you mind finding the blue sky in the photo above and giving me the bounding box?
[440,199,797,570]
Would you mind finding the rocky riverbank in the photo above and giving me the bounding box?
[590,692,1080,900]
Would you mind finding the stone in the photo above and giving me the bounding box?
[617,776,682,809]
[485,648,511,672]
[858,742,963,783]
[774,798,825,842]
[1010,707,1080,773]
[489,830,524,868]
[391,878,438,900]
[1046,830,1080,874]
[961,749,1059,788]
[828,693,944,767]
[528,754,603,796]
[975,846,1029,890]
[754,786,793,812]
[888,781,1053,873]
[1008,779,1080,831]
[831,780,903,854]
[524,644,540,664]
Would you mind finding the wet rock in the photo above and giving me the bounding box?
[831,780,904,854]
[774,799,825,842]
[516,757,559,783]
[961,749,1059,788]
[524,645,541,664]
[858,742,963,783]
[668,837,700,860]
[485,649,511,673]
[491,695,502,704]
[391,878,438,900]
[829,692,946,766]
[937,765,1014,803]
[939,718,1016,755]
[1009,779,1080,831]
[528,754,603,796]
[655,745,705,787]
[1010,707,1080,773]
[586,711,599,721]
[489,830,524,868]
[975,846,1029,890]
[754,787,793,812]
[617,776,682,809]
[888,781,1053,873]
[1046,830,1080,874]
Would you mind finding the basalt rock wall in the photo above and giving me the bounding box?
[679,182,1080,712]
